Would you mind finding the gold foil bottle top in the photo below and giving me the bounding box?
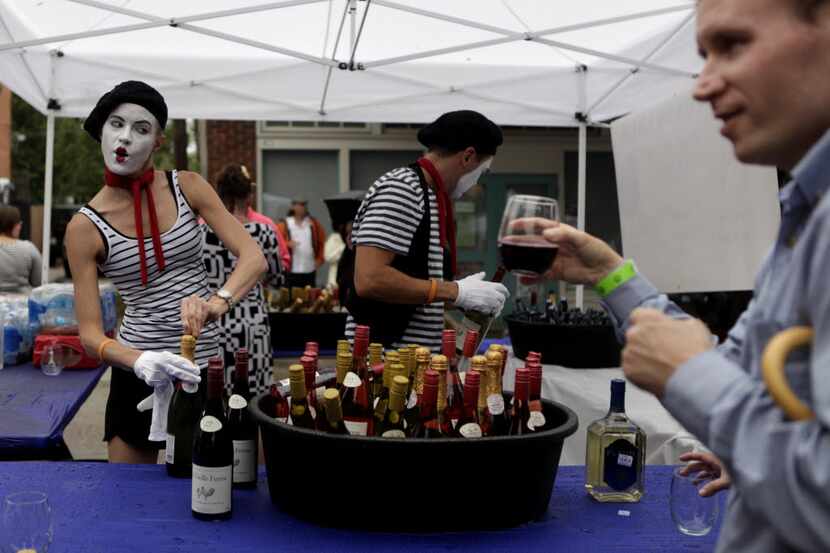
[388,362,404,382]
[407,344,418,375]
[289,364,306,397]
[397,347,410,373]
[337,339,351,354]
[389,375,409,411]
[369,343,384,366]
[485,349,502,367]
[415,346,431,363]
[324,388,343,421]
[180,335,196,362]
[336,351,352,384]
[431,354,449,371]
[471,355,487,371]
[474,366,489,410]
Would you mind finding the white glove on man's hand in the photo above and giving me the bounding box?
[137,381,174,442]
[454,272,510,315]
[133,351,201,387]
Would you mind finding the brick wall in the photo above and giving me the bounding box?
[205,120,256,186]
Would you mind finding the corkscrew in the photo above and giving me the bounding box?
[761,326,814,421]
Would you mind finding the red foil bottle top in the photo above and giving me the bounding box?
[527,351,541,362]
[235,348,249,363]
[305,341,319,353]
[441,338,455,358]
[300,355,315,371]
[207,361,224,397]
[463,330,479,358]
[464,369,480,387]
[515,367,530,385]
[423,369,439,387]
[514,368,530,401]
[355,325,370,339]
[442,329,457,341]
[372,364,384,377]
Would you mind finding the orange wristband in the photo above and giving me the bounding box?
[97,338,117,361]
[426,279,439,304]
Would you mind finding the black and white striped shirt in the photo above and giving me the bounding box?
[345,167,444,351]
[78,170,219,368]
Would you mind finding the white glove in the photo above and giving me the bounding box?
[133,351,201,387]
[454,272,510,315]
[137,381,174,442]
[133,351,201,442]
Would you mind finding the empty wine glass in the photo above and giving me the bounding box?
[2,491,53,553]
[498,195,560,276]
[670,466,720,536]
[40,342,63,377]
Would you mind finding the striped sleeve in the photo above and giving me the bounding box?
[352,169,424,256]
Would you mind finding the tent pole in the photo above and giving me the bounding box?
[41,111,55,285]
[576,122,587,310]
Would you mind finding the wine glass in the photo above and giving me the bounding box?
[498,195,560,277]
[2,491,53,553]
[40,342,63,377]
[670,466,720,536]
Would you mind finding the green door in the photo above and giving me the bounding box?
[454,173,559,318]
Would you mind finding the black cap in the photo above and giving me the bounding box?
[324,190,365,228]
[83,81,168,142]
[417,110,503,156]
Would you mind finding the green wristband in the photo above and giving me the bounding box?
[595,260,637,298]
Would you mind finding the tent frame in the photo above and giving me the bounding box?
[0,1,697,302]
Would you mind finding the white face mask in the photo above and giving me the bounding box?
[101,103,159,176]
[452,158,492,200]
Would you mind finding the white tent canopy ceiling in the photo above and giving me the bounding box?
[0,0,703,294]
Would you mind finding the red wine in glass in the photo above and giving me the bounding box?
[499,234,558,275]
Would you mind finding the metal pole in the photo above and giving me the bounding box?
[41,111,55,285]
[576,122,587,310]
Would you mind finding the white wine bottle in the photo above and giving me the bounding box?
[585,379,646,503]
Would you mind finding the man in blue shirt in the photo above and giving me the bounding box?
[540,0,830,551]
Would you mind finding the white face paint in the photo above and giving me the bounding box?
[452,157,492,200]
[100,103,159,176]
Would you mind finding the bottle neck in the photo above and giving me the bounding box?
[609,386,625,413]
[420,387,438,420]
[514,380,529,403]
[233,364,250,397]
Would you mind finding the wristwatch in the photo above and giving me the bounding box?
[215,289,234,310]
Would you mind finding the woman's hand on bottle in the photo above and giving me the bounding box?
[679,451,731,497]
[181,294,227,337]
[518,219,623,286]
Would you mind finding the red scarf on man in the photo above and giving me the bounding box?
[417,157,456,276]
[104,167,165,286]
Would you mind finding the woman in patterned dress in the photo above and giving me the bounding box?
[202,164,283,396]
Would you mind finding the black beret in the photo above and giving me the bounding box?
[83,80,168,142]
[324,190,365,228]
[417,110,503,156]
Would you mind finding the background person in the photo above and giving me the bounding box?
[0,205,42,294]
[324,190,364,304]
[66,81,266,463]
[277,198,326,288]
[242,168,291,271]
[538,1,830,550]
[202,164,283,396]
[344,110,509,349]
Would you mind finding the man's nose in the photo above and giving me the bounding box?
[693,65,724,103]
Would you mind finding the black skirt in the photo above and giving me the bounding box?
[103,367,163,451]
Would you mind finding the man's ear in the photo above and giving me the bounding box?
[462,146,477,166]
[154,130,165,152]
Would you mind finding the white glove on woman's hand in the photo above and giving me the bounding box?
[133,351,201,387]
[454,272,510,315]
[136,381,174,442]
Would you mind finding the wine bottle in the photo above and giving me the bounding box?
[380,375,409,438]
[509,368,533,436]
[456,329,478,374]
[430,355,457,437]
[288,364,315,430]
[488,343,509,382]
[526,357,546,432]
[305,341,319,355]
[166,335,203,478]
[322,388,350,435]
[442,330,466,430]
[484,350,510,436]
[335,351,352,395]
[585,379,646,503]
[300,354,321,427]
[470,355,491,436]
[342,325,372,436]
[404,347,430,429]
[369,342,384,368]
[408,370,446,438]
[456,266,506,354]
[456,369,483,438]
[336,339,351,355]
[192,358,233,521]
[227,349,257,489]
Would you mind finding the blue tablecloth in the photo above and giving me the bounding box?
[0,363,105,459]
[0,463,723,552]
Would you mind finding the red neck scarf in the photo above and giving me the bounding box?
[104,167,165,286]
[417,157,456,276]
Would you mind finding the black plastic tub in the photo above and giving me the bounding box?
[250,392,578,531]
[506,314,621,368]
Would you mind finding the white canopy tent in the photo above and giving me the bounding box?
[0,0,702,300]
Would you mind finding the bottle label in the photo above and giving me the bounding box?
[232,440,257,483]
[165,434,175,464]
[200,416,222,433]
[407,390,418,410]
[487,394,505,415]
[343,418,369,436]
[381,429,406,438]
[451,418,459,429]
[528,411,546,430]
[276,417,288,424]
[228,394,248,410]
[182,382,198,394]
[603,438,640,491]
[343,372,362,388]
[192,464,232,515]
[459,422,482,438]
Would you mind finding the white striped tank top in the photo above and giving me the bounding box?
[78,170,219,368]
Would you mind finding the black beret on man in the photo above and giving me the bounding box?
[83,80,168,142]
[417,110,503,156]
